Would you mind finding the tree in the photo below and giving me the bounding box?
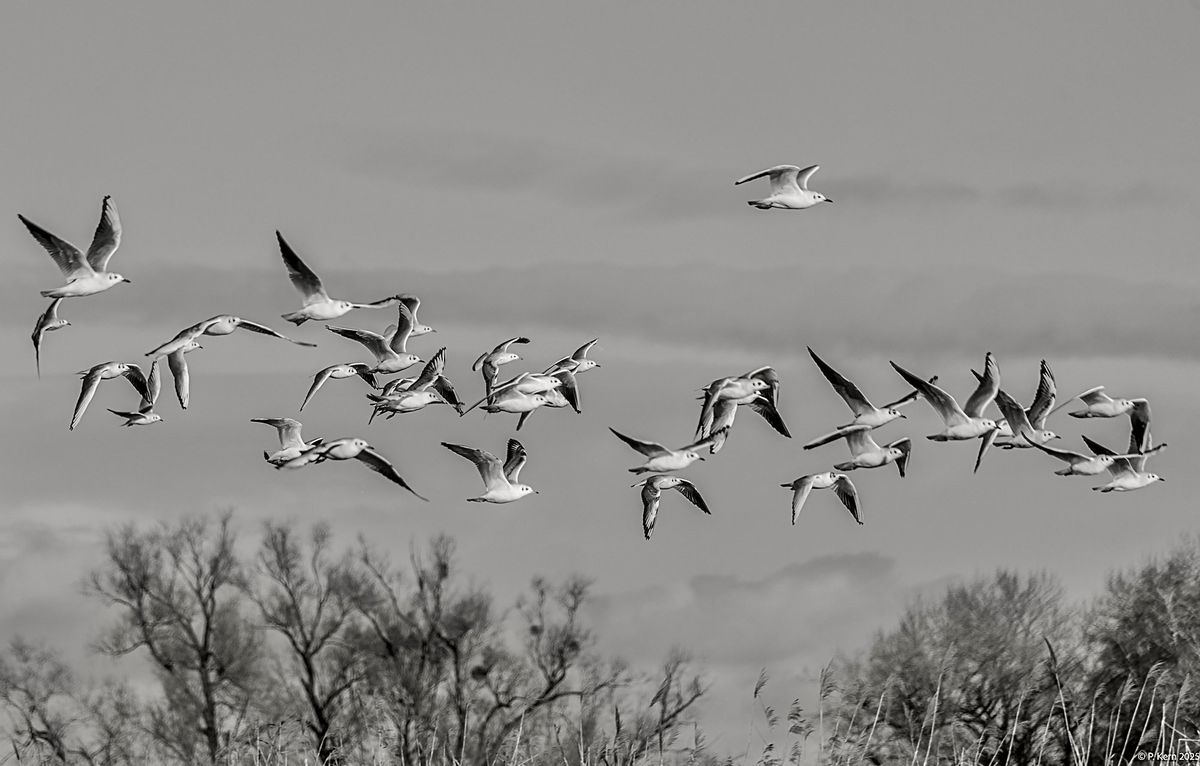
[85,511,263,765]
[247,520,370,764]
[827,570,1081,765]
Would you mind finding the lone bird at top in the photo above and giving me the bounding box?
[735,164,832,210]
[20,196,132,298]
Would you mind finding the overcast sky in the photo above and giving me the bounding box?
[2,0,1198,749]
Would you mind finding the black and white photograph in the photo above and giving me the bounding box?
[1,3,1197,764]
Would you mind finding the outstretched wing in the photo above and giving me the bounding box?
[609,428,670,457]
[553,369,581,413]
[356,446,428,501]
[572,338,599,361]
[326,325,389,358]
[832,475,862,525]
[388,302,416,353]
[641,486,661,540]
[890,362,968,426]
[748,393,790,438]
[493,336,532,355]
[166,349,191,408]
[671,479,711,515]
[1026,360,1056,429]
[19,214,92,279]
[140,359,161,411]
[235,318,317,347]
[503,439,528,482]
[785,476,816,526]
[808,347,875,415]
[442,442,506,489]
[734,164,801,193]
[85,196,122,271]
[1128,400,1152,455]
[276,231,328,304]
[963,352,999,418]
[411,347,446,391]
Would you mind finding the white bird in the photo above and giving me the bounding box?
[252,417,323,466]
[442,439,537,503]
[543,339,600,375]
[735,164,832,210]
[473,336,531,394]
[633,475,711,540]
[367,347,461,420]
[31,298,70,378]
[1027,438,1142,477]
[276,231,401,325]
[696,367,789,440]
[279,437,427,500]
[972,359,1055,440]
[300,363,379,411]
[326,303,422,374]
[891,354,1000,453]
[461,372,562,416]
[806,425,912,477]
[70,362,148,431]
[782,473,862,526]
[1086,434,1166,493]
[165,341,203,409]
[513,369,580,430]
[609,427,727,474]
[803,347,927,448]
[108,359,164,427]
[146,315,314,358]
[973,388,1062,474]
[1050,386,1144,420]
[398,295,435,336]
[20,196,131,298]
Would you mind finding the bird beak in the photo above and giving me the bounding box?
[593,363,602,369]
[899,413,908,419]
[824,198,834,204]
[534,490,540,494]
[1158,477,1166,482]
[122,278,132,283]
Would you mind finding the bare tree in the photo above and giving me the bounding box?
[247,520,369,764]
[84,511,262,766]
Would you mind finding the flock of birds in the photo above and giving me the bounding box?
[20,168,1167,540]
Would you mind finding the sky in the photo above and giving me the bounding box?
[2,0,1199,752]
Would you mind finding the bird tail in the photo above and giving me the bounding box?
[833,461,856,472]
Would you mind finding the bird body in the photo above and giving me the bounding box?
[634,475,710,540]
[31,298,71,377]
[782,473,861,525]
[20,197,131,298]
[610,427,725,474]
[442,439,537,503]
[735,164,831,210]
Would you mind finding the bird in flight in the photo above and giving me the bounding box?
[735,164,832,210]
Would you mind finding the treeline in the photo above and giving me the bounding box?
[0,512,707,765]
[809,542,1200,765]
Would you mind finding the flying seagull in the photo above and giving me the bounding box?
[803,347,927,448]
[634,475,711,540]
[108,359,164,427]
[735,164,832,210]
[441,439,538,503]
[326,302,423,374]
[610,427,727,474]
[301,363,380,411]
[278,437,427,500]
[782,473,862,525]
[31,298,70,378]
[275,231,401,325]
[473,336,531,395]
[70,362,149,430]
[147,315,314,358]
[252,417,323,466]
[20,196,131,298]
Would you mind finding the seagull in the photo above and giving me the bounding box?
[609,427,727,474]
[31,298,70,378]
[441,439,537,503]
[146,315,314,358]
[543,339,600,375]
[108,359,164,427]
[696,367,788,440]
[1085,434,1166,493]
[803,347,927,448]
[513,369,580,430]
[890,354,1000,445]
[1027,439,1142,477]
[275,231,401,325]
[165,341,203,409]
[252,417,324,466]
[19,196,131,298]
[473,336,531,394]
[807,425,912,477]
[367,348,460,420]
[971,359,1055,440]
[633,475,710,540]
[398,295,435,336]
[1050,386,1144,420]
[974,388,1062,473]
[301,363,380,411]
[70,362,148,430]
[326,303,422,374]
[698,399,738,454]
[278,437,427,500]
[735,165,832,210]
[461,372,563,416]
[782,473,861,526]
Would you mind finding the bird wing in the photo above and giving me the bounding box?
[356,446,428,501]
[140,359,161,411]
[609,427,670,457]
[1081,436,1133,477]
[553,369,581,413]
[460,373,529,415]
[808,348,875,415]
[832,475,862,524]
[411,347,446,391]
[442,442,506,489]
[845,425,879,456]
[695,378,734,437]
[432,376,464,415]
[276,231,329,304]
[803,424,870,451]
[1028,439,1089,465]
[641,486,661,540]
[85,196,121,271]
[993,389,1033,439]
[886,438,912,478]
[795,164,821,190]
[1026,360,1056,429]
[1128,400,1152,455]
[572,338,599,361]
[251,418,305,449]
[1048,386,1108,417]
[880,375,938,410]
[70,368,105,430]
[388,302,416,353]
[786,476,816,526]
[734,164,801,193]
[351,363,379,388]
[974,428,999,474]
[301,366,337,411]
[19,214,93,279]
[963,353,1000,418]
[494,336,532,354]
[890,362,969,426]
[748,393,791,438]
[503,439,528,483]
[235,318,317,347]
[671,479,711,515]
[326,325,389,359]
[144,318,218,358]
[122,365,150,402]
[397,294,421,320]
[166,348,191,409]
[685,426,729,453]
